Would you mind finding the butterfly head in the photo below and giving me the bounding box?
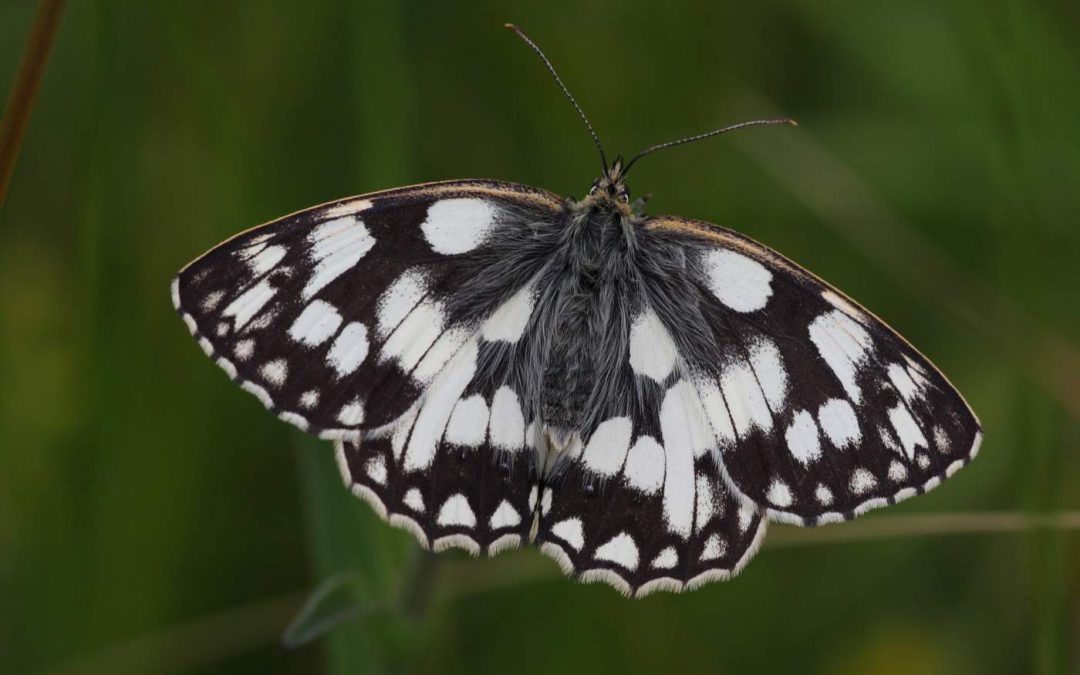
[588,157,630,205]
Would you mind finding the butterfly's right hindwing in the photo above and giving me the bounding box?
[172,180,563,439]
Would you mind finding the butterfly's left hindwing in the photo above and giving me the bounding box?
[645,216,982,525]
[173,180,563,439]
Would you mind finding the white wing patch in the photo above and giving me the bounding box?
[260,359,287,387]
[421,198,498,255]
[437,493,477,527]
[694,475,715,531]
[247,245,286,276]
[808,310,874,404]
[221,280,276,331]
[700,534,726,561]
[784,409,821,465]
[413,327,470,383]
[337,399,365,426]
[849,468,877,495]
[695,379,737,450]
[748,338,788,411]
[403,488,425,513]
[288,300,343,347]
[703,249,773,312]
[651,547,678,570]
[327,322,370,377]
[817,398,860,448]
[481,283,535,343]
[379,300,446,372]
[234,339,254,361]
[365,456,387,485]
[444,394,489,447]
[299,389,319,409]
[304,215,376,300]
[402,339,479,471]
[488,386,526,450]
[888,404,928,459]
[887,362,923,402]
[594,532,640,571]
[376,269,428,339]
[815,484,834,506]
[489,500,522,529]
[720,361,773,435]
[661,380,715,459]
[623,435,665,494]
[551,518,585,551]
[582,417,633,476]
[767,479,793,508]
[628,307,678,382]
[659,382,704,537]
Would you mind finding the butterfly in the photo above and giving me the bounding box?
[172,25,981,597]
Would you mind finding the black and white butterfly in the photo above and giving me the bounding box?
[172,26,980,597]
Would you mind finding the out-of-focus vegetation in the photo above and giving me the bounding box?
[1,1,1077,674]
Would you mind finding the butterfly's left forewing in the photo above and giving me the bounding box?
[646,216,982,525]
[173,179,563,438]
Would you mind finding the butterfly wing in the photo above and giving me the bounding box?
[533,396,768,597]
[174,179,565,554]
[172,179,563,439]
[334,368,542,556]
[645,215,982,525]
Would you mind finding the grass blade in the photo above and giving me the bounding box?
[0,0,65,207]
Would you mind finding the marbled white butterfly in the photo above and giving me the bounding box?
[172,25,981,597]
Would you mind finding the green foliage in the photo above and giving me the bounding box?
[1,1,1077,673]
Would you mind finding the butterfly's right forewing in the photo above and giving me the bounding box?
[646,216,982,525]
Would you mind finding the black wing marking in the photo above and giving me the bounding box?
[645,216,982,525]
[172,179,563,440]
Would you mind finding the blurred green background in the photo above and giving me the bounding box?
[2,1,1078,673]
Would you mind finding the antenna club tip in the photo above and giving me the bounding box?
[786,118,799,127]
[504,23,518,30]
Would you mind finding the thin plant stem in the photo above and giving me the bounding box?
[434,510,1080,601]
[0,0,66,208]
[765,510,1080,548]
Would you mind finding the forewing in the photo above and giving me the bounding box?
[172,179,563,440]
[645,216,982,525]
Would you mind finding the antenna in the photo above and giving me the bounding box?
[505,23,608,175]
[622,118,797,176]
